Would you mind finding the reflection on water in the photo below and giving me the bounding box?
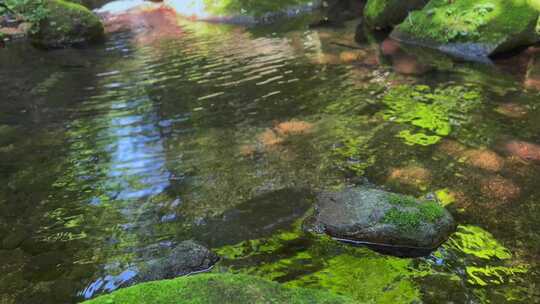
[0,2,539,304]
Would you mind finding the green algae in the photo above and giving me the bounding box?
[466,265,528,286]
[381,84,482,146]
[287,254,421,304]
[82,273,355,304]
[434,189,456,207]
[447,225,512,260]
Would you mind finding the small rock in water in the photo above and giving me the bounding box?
[305,187,456,257]
[124,240,218,287]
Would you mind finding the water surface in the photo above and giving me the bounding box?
[0,2,539,303]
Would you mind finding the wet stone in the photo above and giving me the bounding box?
[305,187,456,257]
[123,240,219,287]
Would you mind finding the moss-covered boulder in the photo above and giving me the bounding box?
[31,0,104,48]
[305,187,456,257]
[83,273,354,304]
[364,0,429,29]
[390,0,540,60]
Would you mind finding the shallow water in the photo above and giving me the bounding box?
[0,2,539,303]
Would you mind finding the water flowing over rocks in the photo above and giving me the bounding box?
[305,187,456,257]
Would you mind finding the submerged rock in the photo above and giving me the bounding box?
[83,273,354,304]
[390,0,540,60]
[31,0,104,48]
[125,240,218,286]
[364,0,429,29]
[306,187,456,256]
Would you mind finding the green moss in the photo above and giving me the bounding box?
[418,201,445,221]
[31,0,104,48]
[381,84,482,146]
[387,194,417,206]
[383,200,446,231]
[395,0,540,52]
[364,0,429,29]
[202,0,314,17]
[82,273,354,304]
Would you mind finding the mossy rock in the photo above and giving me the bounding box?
[82,273,355,304]
[305,187,456,257]
[31,0,104,48]
[364,0,429,29]
[391,0,540,59]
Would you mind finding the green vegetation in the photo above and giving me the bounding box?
[466,265,528,286]
[381,84,482,146]
[30,0,104,48]
[387,194,418,206]
[395,0,540,50]
[364,0,429,29]
[0,0,48,32]
[287,254,422,304]
[202,0,313,17]
[83,273,354,304]
[217,229,423,304]
[383,200,445,231]
[447,225,512,260]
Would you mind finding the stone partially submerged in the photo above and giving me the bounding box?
[306,187,456,257]
[390,0,540,60]
[123,240,219,288]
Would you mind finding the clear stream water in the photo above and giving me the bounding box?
[0,1,539,303]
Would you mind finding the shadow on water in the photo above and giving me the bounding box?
[0,0,540,303]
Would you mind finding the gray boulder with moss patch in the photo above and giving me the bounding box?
[306,187,456,256]
[390,0,540,60]
[31,0,104,48]
[364,0,429,29]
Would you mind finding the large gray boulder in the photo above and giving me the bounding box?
[306,187,456,256]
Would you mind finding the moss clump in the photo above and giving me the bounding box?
[387,194,417,206]
[364,0,429,29]
[83,273,354,304]
[31,0,104,48]
[393,0,540,54]
[383,199,446,231]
